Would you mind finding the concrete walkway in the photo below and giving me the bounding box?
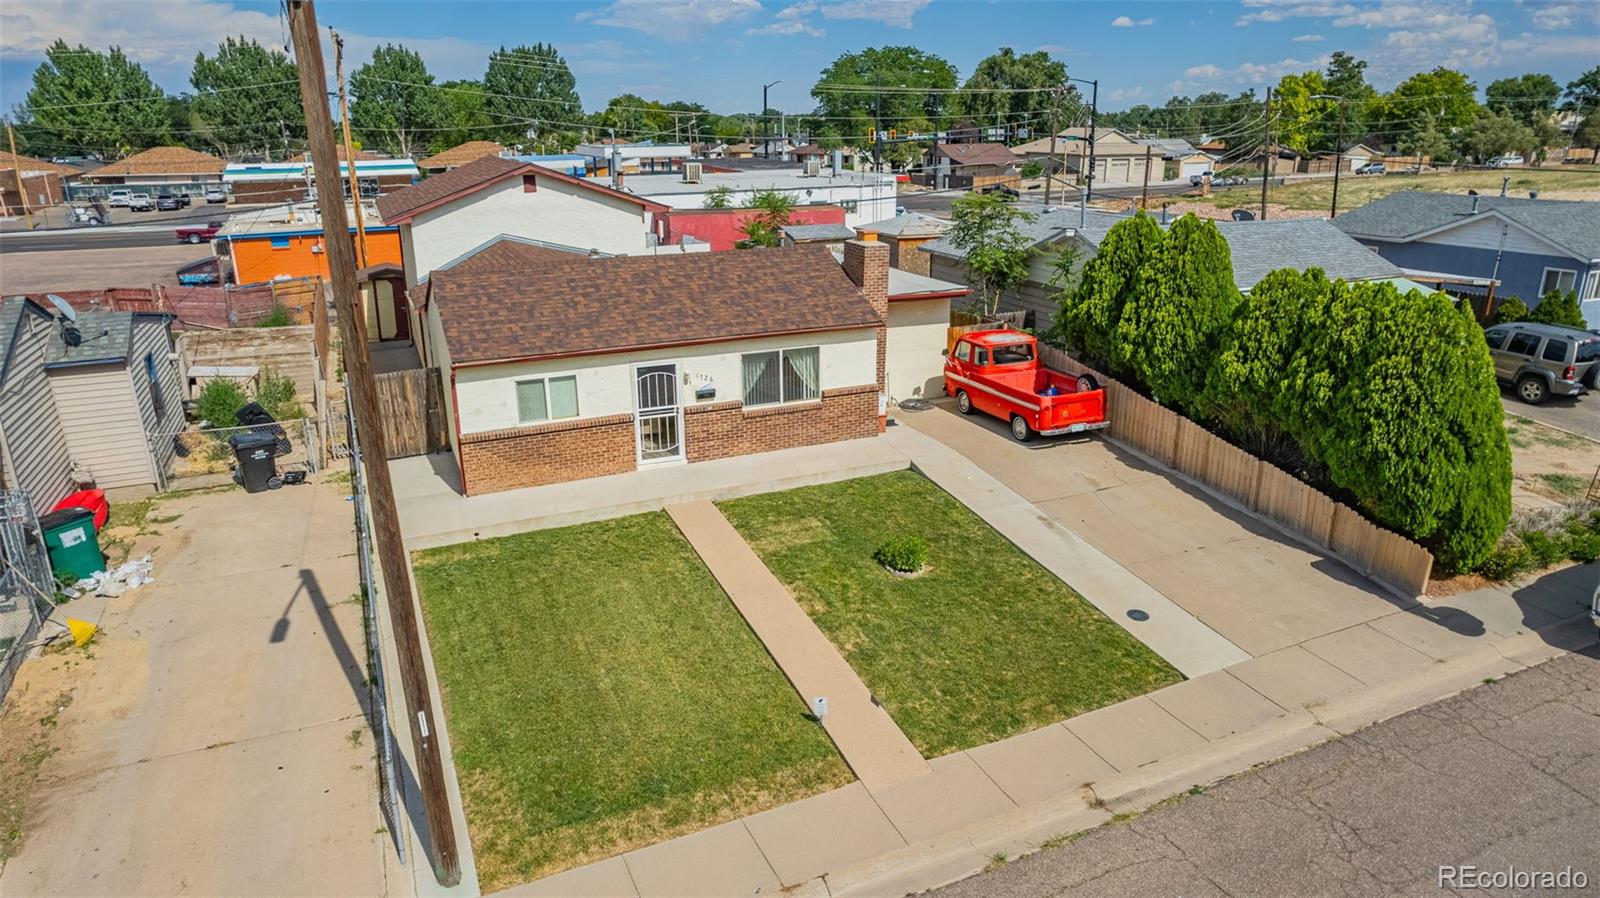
[882,423,1251,678]
[667,500,930,790]
[394,437,908,550]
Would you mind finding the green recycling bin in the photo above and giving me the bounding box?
[39,507,103,582]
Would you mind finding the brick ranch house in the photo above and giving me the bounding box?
[417,237,934,495]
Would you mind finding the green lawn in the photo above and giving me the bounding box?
[413,513,850,890]
[1205,166,1600,211]
[719,471,1182,757]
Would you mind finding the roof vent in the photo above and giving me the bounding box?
[1470,195,1480,214]
[683,161,702,183]
[803,158,822,177]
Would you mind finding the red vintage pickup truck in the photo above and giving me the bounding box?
[944,330,1108,441]
[175,221,223,244]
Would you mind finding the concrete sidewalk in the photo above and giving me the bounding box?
[667,500,930,790]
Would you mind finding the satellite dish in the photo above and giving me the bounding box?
[45,294,78,321]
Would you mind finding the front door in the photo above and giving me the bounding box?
[634,363,683,464]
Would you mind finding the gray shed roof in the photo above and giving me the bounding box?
[782,223,857,242]
[923,209,1402,291]
[1140,137,1203,158]
[859,210,950,238]
[43,308,150,367]
[1331,191,1600,261]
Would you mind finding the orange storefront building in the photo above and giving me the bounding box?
[222,224,404,285]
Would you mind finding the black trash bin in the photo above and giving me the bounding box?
[229,431,281,493]
[235,401,291,456]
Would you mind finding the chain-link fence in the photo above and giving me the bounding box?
[150,418,321,492]
[1,490,55,705]
[346,389,405,862]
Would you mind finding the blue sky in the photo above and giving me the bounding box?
[2,1,1597,117]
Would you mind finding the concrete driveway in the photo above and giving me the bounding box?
[896,403,1414,658]
[0,479,389,897]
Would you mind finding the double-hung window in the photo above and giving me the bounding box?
[741,347,820,407]
[516,375,579,424]
[1539,267,1577,296]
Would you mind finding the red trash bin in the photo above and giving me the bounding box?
[52,489,110,532]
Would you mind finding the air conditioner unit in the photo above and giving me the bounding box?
[803,158,822,177]
[683,161,703,183]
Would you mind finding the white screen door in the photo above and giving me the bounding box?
[634,363,683,463]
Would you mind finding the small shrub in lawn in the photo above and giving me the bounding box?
[1478,540,1533,581]
[1560,527,1600,563]
[256,368,305,421]
[254,303,293,327]
[195,378,249,428]
[1517,529,1567,568]
[874,536,928,574]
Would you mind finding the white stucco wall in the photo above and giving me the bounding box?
[406,176,653,283]
[886,297,952,400]
[454,328,877,434]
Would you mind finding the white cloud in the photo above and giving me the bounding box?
[817,0,932,29]
[1522,1,1600,30]
[577,0,762,41]
[1291,33,1325,41]
[1111,15,1155,27]
[749,1,825,36]
[1109,85,1150,102]
[1181,55,1330,87]
[1235,1,1355,26]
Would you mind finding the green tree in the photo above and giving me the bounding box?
[1115,214,1239,412]
[1490,296,1530,325]
[482,44,581,148]
[1560,65,1600,115]
[1374,67,1478,149]
[946,192,1035,316]
[190,36,302,158]
[24,40,169,152]
[1322,51,1375,133]
[950,47,1070,127]
[1457,109,1536,162]
[1485,73,1560,125]
[431,80,496,151]
[1051,212,1162,373]
[703,185,734,209]
[1273,69,1335,154]
[1573,112,1600,163]
[1526,290,1586,329]
[349,44,449,157]
[810,45,958,152]
[1399,116,1452,163]
[736,189,796,248]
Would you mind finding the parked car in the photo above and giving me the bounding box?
[1214,174,1248,186]
[1355,162,1386,175]
[1488,154,1524,168]
[175,221,224,244]
[204,186,227,203]
[128,193,154,212]
[944,329,1108,441]
[69,205,104,226]
[156,194,182,211]
[1483,321,1600,404]
[107,189,133,207]
[980,184,1020,198]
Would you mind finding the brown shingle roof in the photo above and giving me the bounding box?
[377,155,664,224]
[935,142,1018,167]
[420,140,506,170]
[0,151,80,176]
[87,146,225,177]
[431,244,880,365]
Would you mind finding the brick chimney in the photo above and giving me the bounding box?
[843,235,889,431]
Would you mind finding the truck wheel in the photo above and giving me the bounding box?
[187,233,202,244]
[1010,415,1033,442]
[955,390,975,415]
[1515,375,1548,405]
[1075,373,1099,392]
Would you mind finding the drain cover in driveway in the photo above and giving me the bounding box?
[1127,609,1150,621]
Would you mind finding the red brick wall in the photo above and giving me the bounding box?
[842,238,889,429]
[683,384,879,462]
[458,413,635,495]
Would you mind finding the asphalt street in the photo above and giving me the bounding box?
[934,647,1600,898]
[1503,394,1600,442]
[0,228,192,253]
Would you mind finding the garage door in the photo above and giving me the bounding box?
[1108,158,1130,184]
[1181,160,1210,179]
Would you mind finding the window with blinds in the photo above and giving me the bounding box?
[516,375,579,424]
[741,347,819,406]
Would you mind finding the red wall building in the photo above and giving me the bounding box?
[654,204,847,252]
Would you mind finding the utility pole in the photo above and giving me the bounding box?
[1140,144,1152,210]
[1044,85,1061,207]
[286,1,461,886]
[874,70,883,172]
[6,121,35,231]
[331,28,368,269]
[1084,78,1098,203]
[761,79,782,159]
[1258,86,1272,221]
[1329,98,1345,219]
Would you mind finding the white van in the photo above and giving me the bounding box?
[1488,154,1525,168]
[107,189,133,207]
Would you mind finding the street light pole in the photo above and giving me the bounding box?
[762,80,782,159]
[1068,77,1098,201]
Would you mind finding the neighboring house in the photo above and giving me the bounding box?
[922,209,1405,330]
[0,151,78,213]
[1011,127,1152,186]
[655,204,845,252]
[419,240,897,495]
[1301,143,1379,174]
[856,211,951,276]
[1138,138,1213,180]
[223,155,418,205]
[420,141,507,173]
[782,223,857,252]
[724,143,758,158]
[843,256,971,400]
[920,143,1019,190]
[792,144,863,168]
[374,155,669,285]
[217,202,403,284]
[575,140,691,175]
[1332,191,1600,325]
[0,298,183,507]
[509,154,588,176]
[69,146,226,199]
[617,167,898,228]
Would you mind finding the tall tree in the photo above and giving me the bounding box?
[951,48,1071,130]
[1457,109,1537,162]
[1051,212,1162,374]
[1373,67,1478,149]
[809,45,958,148]
[1485,73,1560,126]
[946,192,1035,316]
[1398,115,1452,163]
[24,40,169,153]
[482,44,581,148]
[431,80,495,151]
[350,44,449,157]
[1321,51,1375,142]
[1273,69,1335,154]
[190,36,303,158]
[1560,65,1600,115]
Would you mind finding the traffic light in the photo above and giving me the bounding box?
[889,129,897,141]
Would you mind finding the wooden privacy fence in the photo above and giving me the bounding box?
[1039,344,1434,598]
[375,367,449,459]
[946,310,1028,351]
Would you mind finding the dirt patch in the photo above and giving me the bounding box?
[1505,415,1598,505]
[0,657,78,865]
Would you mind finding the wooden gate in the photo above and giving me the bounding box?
[375,367,448,458]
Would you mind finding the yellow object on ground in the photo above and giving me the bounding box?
[67,618,97,647]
